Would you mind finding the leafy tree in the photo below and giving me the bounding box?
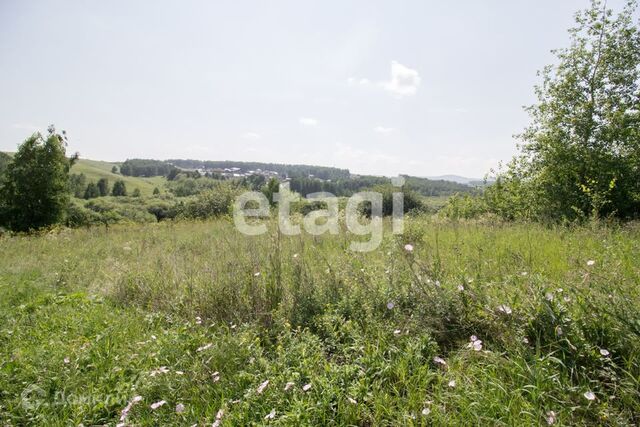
[153,187,161,195]
[97,178,110,197]
[84,182,100,199]
[132,188,141,197]
[0,126,77,231]
[492,0,640,221]
[111,165,119,174]
[69,173,87,198]
[112,180,127,197]
[0,152,11,177]
[262,178,280,207]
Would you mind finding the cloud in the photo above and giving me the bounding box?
[242,132,261,140]
[373,126,395,134]
[299,117,318,126]
[381,61,421,97]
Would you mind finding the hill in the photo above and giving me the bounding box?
[70,159,165,196]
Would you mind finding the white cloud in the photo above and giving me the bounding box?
[242,132,261,140]
[299,117,318,126]
[373,126,395,133]
[382,61,421,97]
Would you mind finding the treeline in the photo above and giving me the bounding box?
[167,159,351,180]
[69,173,138,199]
[289,175,476,197]
[120,159,177,177]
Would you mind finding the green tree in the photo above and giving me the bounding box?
[262,178,280,207]
[494,0,640,221]
[69,173,87,198]
[97,178,110,197]
[0,126,77,231]
[0,152,11,177]
[84,182,100,199]
[111,165,118,174]
[112,180,127,197]
[153,187,161,195]
[132,188,141,197]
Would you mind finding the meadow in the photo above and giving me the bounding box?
[1,216,639,426]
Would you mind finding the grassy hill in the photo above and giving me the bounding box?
[70,159,166,197]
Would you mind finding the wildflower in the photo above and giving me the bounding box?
[176,403,185,413]
[176,371,184,375]
[393,329,402,336]
[347,397,358,405]
[421,407,431,416]
[448,380,456,388]
[302,383,312,392]
[257,379,269,394]
[555,326,563,337]
[123,246,132,251]
[584,391,596,401]
[119,395,143,423]
[150,366,170,377]
[195,316,202,325]
[521,271,528,276]
[497,304,512,315]
[587,260,595,266]
[434,280,441,287]
[433,356,447,367]
[151,335,157,340]
[545,292,554,302]
[563,296,571,303]
[197,343,213,352]
[599,349,610,357]
[404,244,414,252]
[546,410,557,425]
[284,381,295,391]
[212,371,221,382]
[254,272,261,277]
[264,408,276,420]
[63,357,70,364]
[386,301,395,310]
[293,253,299,259]
[150,400,167,410]
[523,337,529,344]
[212,409,224,427]
[457,284,465,292]
[467,335,483,351]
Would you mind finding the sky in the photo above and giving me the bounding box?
[0,0,634,178]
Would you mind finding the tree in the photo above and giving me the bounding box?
[111,165,118,174]
[262,178,280,207]
[112,180,127,196]
[0,152,11,177]
[69,173,87,198]
[153,187,161,195]
[492,0,640,221]
[97,178,110,197]
[132,188,141,197]
[0,126,77,231]
[84,182,100,199]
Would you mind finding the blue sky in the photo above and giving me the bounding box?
[0,0,634,177]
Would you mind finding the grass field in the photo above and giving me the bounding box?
[70,159,166,197]
[1,216,639,425]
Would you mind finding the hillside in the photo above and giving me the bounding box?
[70,159,165,197]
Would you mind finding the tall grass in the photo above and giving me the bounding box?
[1,216,639,425]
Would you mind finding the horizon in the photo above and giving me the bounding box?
[1,0,635,177]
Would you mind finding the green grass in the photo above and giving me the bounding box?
[1,217,639,425]
[70,159,166,197]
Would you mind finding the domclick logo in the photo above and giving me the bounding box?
[233,176,406,252]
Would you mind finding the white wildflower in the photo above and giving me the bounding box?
[599,349,610,357]
[448,380,456,388]
[254,272,261,277]
[197,343,213,352]
[256,379,269,394]
[347,397,358,405]
[497,304,512,315]
[545,292,554,302]
[433,356,447,366]
[195,316,202,325]
[63,357,70,364]
[587,260,595,266]
[467,336,483,351]
[150,366,170,377]
[386,301,395,310]
[175,403,185,413]
[302,383,312,392]
[393,329,402,336]
[264,408,276,420]
[546,410,556,425]
[457,284,465,292]
[212,371,221,382]
[404,244,414,252]
[284,381,295,391]
[150,400,167,410]
[212,409,224,427]
[119,395,143,422]
[584,391,596,401]
[421,407,431,416]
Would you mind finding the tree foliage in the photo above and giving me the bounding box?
[487,0,640,221]
[0,126,77,231]
[112,180,128,197]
